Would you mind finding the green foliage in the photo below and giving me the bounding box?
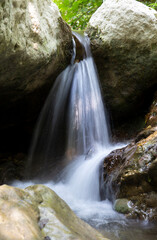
[52,0,103,30]
[53,0,157,30]
[149,2,157,10]
[138,0,157,9]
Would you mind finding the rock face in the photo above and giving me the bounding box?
[0,0,72,152]
[104,135,157,221]
[86,0,157,133]
[103,94,157,221]
[0,184,107,240]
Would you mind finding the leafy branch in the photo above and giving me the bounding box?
[53,0,157,30]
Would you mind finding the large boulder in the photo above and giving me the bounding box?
[86,0,157,134]
[0,184,107,240]
[0,0,72,152]
[103,100,157,221]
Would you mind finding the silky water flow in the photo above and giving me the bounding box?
[14,33,128,235]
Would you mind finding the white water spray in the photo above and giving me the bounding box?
[19,32,126,227]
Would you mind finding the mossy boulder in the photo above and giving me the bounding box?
[0,184,108,240]
[114,199,133,214]
[86,0,157,134]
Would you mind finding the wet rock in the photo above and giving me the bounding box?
[145,192,157,208]
[114,199,133,214]
[135,126,157,143]
[103,128,157,221]
[86,0,157,135]
[134,92,157,143]
[104,93,157,219]
[73,32,85,62]
[127,192,157,221]
[0,184,108,240]
[145,92,157,128]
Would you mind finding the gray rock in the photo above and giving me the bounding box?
[0,0,72,92]
[0,0,72,151]
[86,0,157,127]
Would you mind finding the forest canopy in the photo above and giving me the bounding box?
[52,0,157,30]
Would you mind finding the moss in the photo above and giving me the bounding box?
[114,199,133,214]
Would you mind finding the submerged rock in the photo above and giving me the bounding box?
[0,184,108,240]
[0,0,72,152]
[86,0,157,134]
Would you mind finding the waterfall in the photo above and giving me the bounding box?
[24,32,126,226]
[26,32,111,180]
[13,33,157,240]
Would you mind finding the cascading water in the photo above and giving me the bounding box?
[21,32,126,231]
[13,33,157,240]
[26,32,111,180]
